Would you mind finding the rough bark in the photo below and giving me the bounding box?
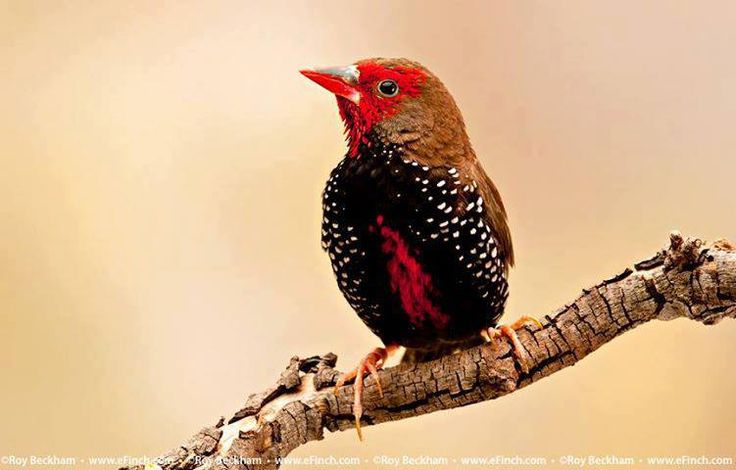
[127,232,736,470]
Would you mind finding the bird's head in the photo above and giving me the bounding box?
[301,58,469,161]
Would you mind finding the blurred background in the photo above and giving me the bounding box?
[2,0,736,468]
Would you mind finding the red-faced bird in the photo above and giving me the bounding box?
[301,58,539,439]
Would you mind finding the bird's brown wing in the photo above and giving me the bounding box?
[469,159,514,270]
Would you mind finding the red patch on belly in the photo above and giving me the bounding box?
[376,215,449,330]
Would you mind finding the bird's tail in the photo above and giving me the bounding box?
[400,336,486,364]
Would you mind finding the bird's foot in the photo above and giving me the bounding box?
[334,344,398,440]
[482,316,542,374]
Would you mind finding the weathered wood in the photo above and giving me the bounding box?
[126,232,736,470]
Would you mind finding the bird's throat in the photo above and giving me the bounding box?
[337,98,376,158]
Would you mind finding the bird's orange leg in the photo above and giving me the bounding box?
[482,316,542,374]
[334,344,399,440]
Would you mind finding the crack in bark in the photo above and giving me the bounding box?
[125,233,736,470]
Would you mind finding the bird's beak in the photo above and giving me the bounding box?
[300,65,361,104]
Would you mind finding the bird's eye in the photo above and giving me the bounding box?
[377,80,399,97]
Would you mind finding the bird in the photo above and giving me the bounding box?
[301,58,539,439]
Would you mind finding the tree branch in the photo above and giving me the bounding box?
[130,232,736,470]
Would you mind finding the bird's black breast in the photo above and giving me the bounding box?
[321,142,508,349]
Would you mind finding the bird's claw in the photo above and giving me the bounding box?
[333,345,397,440]
[484,315,542,374]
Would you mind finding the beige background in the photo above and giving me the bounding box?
[2,1,736,468]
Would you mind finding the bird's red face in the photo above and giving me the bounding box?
[301,60,427,157]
